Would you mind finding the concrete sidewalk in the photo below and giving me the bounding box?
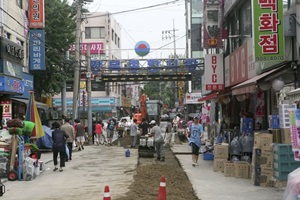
[172,142,285,200]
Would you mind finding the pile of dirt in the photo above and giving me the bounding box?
[115,134,199,200]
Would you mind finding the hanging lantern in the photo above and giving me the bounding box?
[258,81,271,91]
[272,79,284,91]
[222,96,231,104]
[236,94,246,102]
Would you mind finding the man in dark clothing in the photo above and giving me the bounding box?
[138,118,149,136]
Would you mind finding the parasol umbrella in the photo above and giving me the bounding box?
[25,91,45,139]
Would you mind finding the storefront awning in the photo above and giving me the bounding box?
[231,65,288,95]
[11,98,49,109]
[287,88,300,102]
[198,93,218,102]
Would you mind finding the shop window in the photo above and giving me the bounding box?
[112,29,114,41]
[239,1,252,44]
[85,27,105,39]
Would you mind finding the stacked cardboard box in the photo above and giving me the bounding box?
[224,161,235,177]
[280,128,291,144]
[234,161,250,179]
[269,129,281,143]
[213,144,229,172]
[251,132,274,187]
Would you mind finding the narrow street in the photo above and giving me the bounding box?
[0,138,286,200]
[2,145,138,200]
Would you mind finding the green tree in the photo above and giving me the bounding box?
[31,0,76,100]
[143,81,175,109]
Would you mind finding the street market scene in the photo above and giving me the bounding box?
[0,0,300,200]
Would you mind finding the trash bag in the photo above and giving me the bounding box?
[36,126,53,149]
[283,167,300,200]
[65,144,69,159]
[241,134,254,153]
[230,136,242,155]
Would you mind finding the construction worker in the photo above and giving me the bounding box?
[149,120,165,162]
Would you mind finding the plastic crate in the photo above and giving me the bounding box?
[274,162,291,171]
[274,153,295,162]
[203,153,214,160]
[274,170,289,181]
[273,144,293,155]
[289,162,300,171]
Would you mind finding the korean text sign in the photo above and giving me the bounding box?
[204,54,224,90]
[253,0,285,62]
[28,0,45,28]
[29,30,45,70]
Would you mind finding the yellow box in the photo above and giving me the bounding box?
[213,159,227,172]
[214,144,229,159]
[254,133,273,149]
[234,161,250,179]
[280,128,291,144]
[269,129,281,143]
[224,161,235,177]
[251,148,274,168]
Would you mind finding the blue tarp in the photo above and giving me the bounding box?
[36,125,53,149]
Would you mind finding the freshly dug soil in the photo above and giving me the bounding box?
[114,134,199,200]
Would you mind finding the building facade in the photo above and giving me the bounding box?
[0,1,42,127]
[52,12,125,121]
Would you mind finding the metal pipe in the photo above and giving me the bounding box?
[87,44,93,144]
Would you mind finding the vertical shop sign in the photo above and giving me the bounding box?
[253,0,284,62]
[204,54,224,90]
[203,0,223,48]
[28,0,45,28]
[0,100,12,128]
[29,29,45,70]
[289,109,300,161]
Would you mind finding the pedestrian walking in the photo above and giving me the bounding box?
[149,120,165,161]
[74,119,85,150]
[51,122,69,172]
[164,117,173,147]
[106,118,117,146]
[129,119,138,148]
[60,118,75,161]
[94,120,104,145]
[187,115,203,167]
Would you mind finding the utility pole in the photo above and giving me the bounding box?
[87,44,92,144]
[72,0,82,122]
[162,19,178,108]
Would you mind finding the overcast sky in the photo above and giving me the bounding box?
[71,0,186,59]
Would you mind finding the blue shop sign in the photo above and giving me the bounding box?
[29,29,45,70]
[0,76,24,94]
[14,72,33,98]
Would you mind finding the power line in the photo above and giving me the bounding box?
[84,0,183,19]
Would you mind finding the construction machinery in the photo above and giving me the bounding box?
[134,94,162,157]
[133,94,162,125]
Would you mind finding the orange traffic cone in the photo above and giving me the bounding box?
[157,176,167,200]
[103,185,111,200]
